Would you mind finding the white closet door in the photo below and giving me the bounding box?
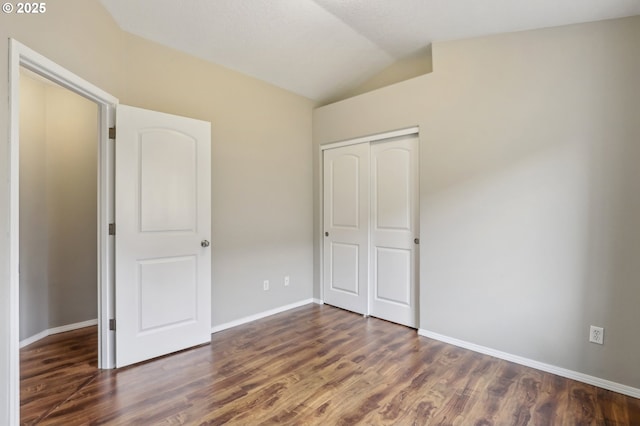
[323,143,369,315]
[369,134,419,327]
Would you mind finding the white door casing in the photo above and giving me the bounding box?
[322,143,370,315]
[115,105,211,368]
[8,39,120,425]
[369,135,419,327]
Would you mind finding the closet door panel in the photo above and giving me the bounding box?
[370,135,419,327]
[322,144,369,314]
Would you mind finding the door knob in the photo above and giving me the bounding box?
[201,240,210,248]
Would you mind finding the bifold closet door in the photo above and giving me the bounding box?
[322,143,369,315]
[369,135,419,328]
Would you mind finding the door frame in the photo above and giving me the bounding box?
[318,126,419,312]
[8,38,119,424]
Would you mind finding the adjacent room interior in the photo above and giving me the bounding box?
[18,69,100,423]
[1,0,640,424]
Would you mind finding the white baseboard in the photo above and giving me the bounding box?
[418,328,640,399]
[312,298,324,305]
[20,330,49,348]
[211,298,316,333]
[20,318,98,348]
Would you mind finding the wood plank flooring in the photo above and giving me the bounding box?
[21,304,640,425]
[21,325,99,425]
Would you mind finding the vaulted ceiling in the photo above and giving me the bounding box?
[99,0,640,102]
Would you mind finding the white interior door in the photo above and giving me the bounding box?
[115,105,211,368]
[323,143,369,315]
[369,135,419,327]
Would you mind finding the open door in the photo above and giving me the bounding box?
[114,105,211,368]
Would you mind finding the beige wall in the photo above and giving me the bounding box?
[325,47,433,104]
[314,16,640,389]
[19,75,49,340]
[45,83,99,330]
[19,74,99,340]
[120,34,314,325]
[0,1,314,419]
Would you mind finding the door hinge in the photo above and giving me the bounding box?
[109,223,116,236]
[109,318,116,331]
[108,127,116,139]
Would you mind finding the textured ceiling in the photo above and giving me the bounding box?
[99,0,640,102]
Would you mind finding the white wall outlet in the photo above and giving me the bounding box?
[284,275,290,287]
[589,325,604,345]
[263,280,269,291]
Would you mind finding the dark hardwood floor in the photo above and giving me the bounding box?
[21,304,640,425]
[21,325,99,425]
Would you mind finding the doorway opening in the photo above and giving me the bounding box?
[9,39,214,423]
[18,67,100,422]
[8,38,118,425]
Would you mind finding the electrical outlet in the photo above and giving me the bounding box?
[589,326,604,345]
[263,280,269,291]
[284,275,290,287]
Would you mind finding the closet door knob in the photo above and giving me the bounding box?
[201,240,210,248]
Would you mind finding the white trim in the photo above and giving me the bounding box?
[320,126,419,151]
[8,38,119,425]
[19,319,98,348]
[317,145,325,304]
[312,298,324,305]
[8,38,21,426]
[211,299,315,333]
[18,330,47,350]
[418,329,640,399]
[98,103,116,371]
[18,44,117,106]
